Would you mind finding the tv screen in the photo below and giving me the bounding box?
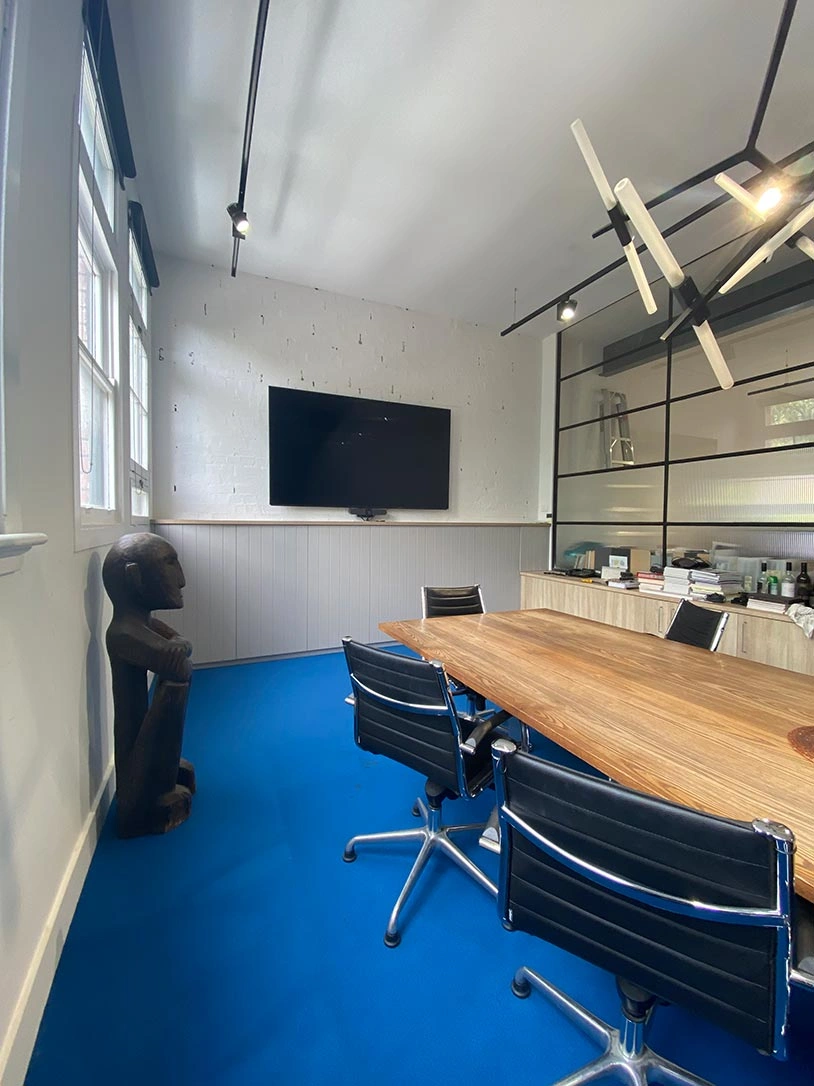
[268,386,450,510]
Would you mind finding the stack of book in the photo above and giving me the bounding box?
[637,571,664,595]
[688,568,743,601]
[662,567,693,598]
[746,594,788,614]
[608,577,639,590]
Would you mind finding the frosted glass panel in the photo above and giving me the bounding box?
[667,527,814,565]
[559,406,666,474]
[559,356,667,427]
[558,466,663,523]
[668,446,814,523]
[670,362,814,459]
[671,307,814,398]
[556,523,663,569]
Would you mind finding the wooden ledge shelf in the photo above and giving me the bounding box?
[0,532,48,575]
[152,519,551,528]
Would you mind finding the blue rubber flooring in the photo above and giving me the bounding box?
[26,648,814,1084]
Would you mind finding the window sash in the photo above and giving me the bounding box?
[78,344,115,511]
[78,47,115,228]
[128,317,149,476]
[129,231,149,329]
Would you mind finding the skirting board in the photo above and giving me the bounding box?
[0,757,115,1086]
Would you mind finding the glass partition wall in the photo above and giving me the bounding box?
[553,243,814,578]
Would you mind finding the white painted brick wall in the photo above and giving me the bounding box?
[152,255,543,521]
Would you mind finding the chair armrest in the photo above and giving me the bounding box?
[461,709,511,754]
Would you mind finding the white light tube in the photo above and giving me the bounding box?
[622,243,658,314]
[693,321,734,390]
[571,119,616,209]
[571,121,657,314]
[614,178,684,288]
[714,172,764,218]
[613,178,733,390]
[795,235,814,261]
[720,199,814,294]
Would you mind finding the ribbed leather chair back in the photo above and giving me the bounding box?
[496,749,791,1055]
[664,598,729,650]
[422,585,484,619]
[343,639,489,795]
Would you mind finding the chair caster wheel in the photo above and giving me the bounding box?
[384,930,401,948]
[411,802,421,818]
[511,977,532,999]
[342,848,357,863]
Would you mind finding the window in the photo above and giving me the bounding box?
[75,43,120,540]
[765,398,814,426]
[77,175,117,513]
[128,232,150,519]
[78,47,114,224]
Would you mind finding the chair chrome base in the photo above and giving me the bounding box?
[512,966,714,1086]
[343,796,497,947]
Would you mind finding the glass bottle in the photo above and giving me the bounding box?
[796,561,812,605]
[767,569,780,596]
[781,562,796,599]
[756,561,768,595]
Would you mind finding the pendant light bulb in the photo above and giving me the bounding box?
[756,186,782,214]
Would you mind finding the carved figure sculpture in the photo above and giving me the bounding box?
[103,533,196,838]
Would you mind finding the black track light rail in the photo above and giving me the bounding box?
[502,0,804,337]
[230,0,271,278]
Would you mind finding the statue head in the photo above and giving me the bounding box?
[103,533,186,612]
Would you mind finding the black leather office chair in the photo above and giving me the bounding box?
[664,599,729,651]
[422,584,488,712]
[422,583,486,619]
[341,638,507,947]
[491,738,814,1085]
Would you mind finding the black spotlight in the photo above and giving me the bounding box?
[557,298,577,321]
[227,202,249,237]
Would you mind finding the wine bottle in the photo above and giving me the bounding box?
[757,561,768,594]
[781,561,796,599]
[796,561,812,605]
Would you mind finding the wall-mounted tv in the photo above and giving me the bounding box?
[268,386,450,510]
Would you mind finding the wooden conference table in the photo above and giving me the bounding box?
[379,607,814,903]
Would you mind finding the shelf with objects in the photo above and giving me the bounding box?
[520,573,814,676]
[551,234,814,620]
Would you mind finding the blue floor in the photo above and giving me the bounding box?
[27,649,814,1085]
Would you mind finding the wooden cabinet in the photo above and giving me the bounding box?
[520,572,814,676]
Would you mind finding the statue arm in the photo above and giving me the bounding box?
[149,617,192,657]
[108,623,192,682]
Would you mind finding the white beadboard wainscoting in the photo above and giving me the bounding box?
[153,522,549,664]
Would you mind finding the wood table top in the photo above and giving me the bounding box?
[379,608,814,902]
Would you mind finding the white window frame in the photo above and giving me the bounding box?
[0,0,14,534]
[128,233,150,522]
[72,42,126,551]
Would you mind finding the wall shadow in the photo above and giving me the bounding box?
[83,551,108,810]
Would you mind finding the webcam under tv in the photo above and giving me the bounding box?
[349,507,387,521]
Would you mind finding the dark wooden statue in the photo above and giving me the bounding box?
[103,532,196,838]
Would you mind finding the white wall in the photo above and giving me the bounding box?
[0,2,133,1081]
[152,255,543,522]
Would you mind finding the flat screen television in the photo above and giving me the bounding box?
[268,386,450,510]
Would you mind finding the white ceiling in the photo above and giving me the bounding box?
[109,0,814,338]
